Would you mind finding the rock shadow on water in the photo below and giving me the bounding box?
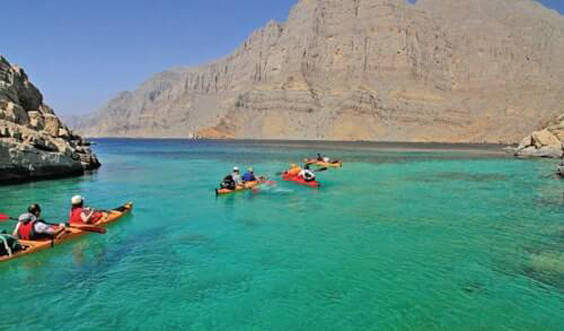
[520,248,564,291]
[494,235,564,291]
[60,226,183,288]
[461,280,489,296]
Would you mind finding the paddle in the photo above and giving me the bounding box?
[0,213,106,234]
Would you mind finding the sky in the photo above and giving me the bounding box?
[2,0,563,116]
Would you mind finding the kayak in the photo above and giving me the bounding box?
[215,180,262,196]
[282,173,320,188]
[0,202,133,263]
[304,159,343,168]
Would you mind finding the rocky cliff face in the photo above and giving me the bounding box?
[0,55,100,184]
[73,0,564,143]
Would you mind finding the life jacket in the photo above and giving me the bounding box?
[69,207,84,225]
[70,207,103,225]
[17,220,37,240]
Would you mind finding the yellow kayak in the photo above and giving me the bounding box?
[304,159,343,168]
[215,181,262,195]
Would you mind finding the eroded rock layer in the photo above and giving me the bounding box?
[0,56,100,184]
[73,0,564,144]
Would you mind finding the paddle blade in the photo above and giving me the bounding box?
[315,167,328,173]
[0,213,12,221]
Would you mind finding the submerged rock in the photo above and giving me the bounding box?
[0,55,101,184]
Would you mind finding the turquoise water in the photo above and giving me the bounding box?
[0,139,562,331]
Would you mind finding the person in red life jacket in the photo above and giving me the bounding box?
[13,204,66,240]
[68,195,104,225]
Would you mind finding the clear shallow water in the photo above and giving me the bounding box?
[0,139,562,331]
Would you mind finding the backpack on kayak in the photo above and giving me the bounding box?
[220,175,236,190]
[0,233,23,257]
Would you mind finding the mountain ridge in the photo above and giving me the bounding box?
[71,0,564,144]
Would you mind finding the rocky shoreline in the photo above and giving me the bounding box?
[512,115,564,159]
[0,55,100,184]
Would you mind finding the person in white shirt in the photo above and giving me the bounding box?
[13,204,65,240]
[298,165,316,182]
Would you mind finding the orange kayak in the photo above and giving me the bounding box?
[215,180,262,196]
[304,159,343,168]
[0,202,133,263]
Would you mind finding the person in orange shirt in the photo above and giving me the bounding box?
[287,164,302,176]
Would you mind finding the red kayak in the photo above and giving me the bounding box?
[282,173,320,188]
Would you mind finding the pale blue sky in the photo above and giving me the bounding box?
[2,0,563,116]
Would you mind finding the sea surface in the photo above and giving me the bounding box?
[0,139,562,331]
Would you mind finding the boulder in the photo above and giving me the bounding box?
[43,113,60,137]
[29,135,57,152]
[536,146,563,158]
[552,129,564,141]
[39,104,54,114]
[531,129,561,147]
[27,111,45,130]
[2,101,29,124]
[516,145,563,158]
[58,127,70,139]
[517,135,532,150]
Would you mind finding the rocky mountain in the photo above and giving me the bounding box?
[0,55,100,184]
[73,0,564,144]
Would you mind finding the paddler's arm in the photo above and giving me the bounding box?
[33,221,65,236]
[81,209,95,223]
[12,222,20,236]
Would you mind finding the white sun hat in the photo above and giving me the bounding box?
[71,195,84,205]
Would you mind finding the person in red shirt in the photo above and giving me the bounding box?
[68,196,104,225]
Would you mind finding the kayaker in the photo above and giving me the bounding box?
[299,165,316,182]
[287,164,302,176]
[69,196,104,225]
[242,168,257,182]
[220,174,236,190]
[13,204,66,240]
[232,167,243,186]
[316,153,331,163]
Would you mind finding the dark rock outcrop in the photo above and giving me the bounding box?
[0,55,101,184]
